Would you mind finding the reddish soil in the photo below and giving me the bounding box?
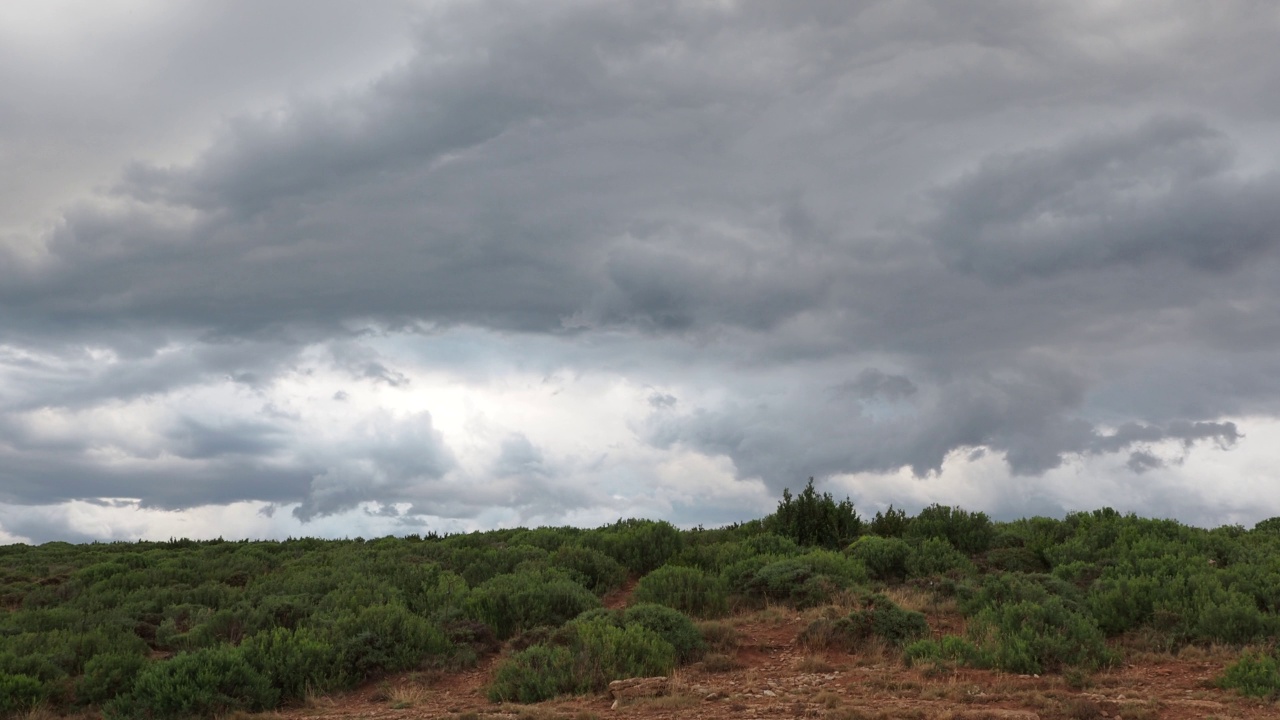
[274,588,1280,720]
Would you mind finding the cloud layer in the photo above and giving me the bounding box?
[3,0,1280,543]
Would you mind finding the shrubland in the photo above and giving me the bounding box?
[2,480,1280,716]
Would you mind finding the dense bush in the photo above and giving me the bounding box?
[239,627,339,700]
[466,570,601,639]
[968,597,1112,674]
[0,673,45,716]
[766,478,862,549]
[1218,649,1280,698]
[908,504,994,555]
[486,618,676,703]
[106,646,278,719]
[868,505,911,538]
[741,550,867,608]
[76,653,148,706]
[633,565,728,618]
[326,603,453,680]
[621,604,705,663]
[903,635,989,669]
[905,537,974,578]
[848,536,911,582]
[550,545,628,595]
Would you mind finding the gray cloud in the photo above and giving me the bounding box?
[4,1,1280,538]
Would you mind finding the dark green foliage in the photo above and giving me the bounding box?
[0,673,45,715]
[848,536,911,582]
[466,570,602,639]
[326,603,452,680]
[584,519,683,574]
[969,597,1113,674]
[905,537,974,578]
[550,545,628,595]
[77,653,148,706]
[238,627,339,700]
[798,594,928,649]
[633,565,728,618]
[982,546,1049,574]
[903,635,989,669]
[766,478,862,549]
[869,505,910,538]
[741,550,867,608]
[106,646,278,719]
[486,644,576,703]
[908,504,994,555]
[621,604,705,663]
[486,619,676,703]
[1218,649,1280,698]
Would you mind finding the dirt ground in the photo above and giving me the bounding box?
[274,586,1279,720]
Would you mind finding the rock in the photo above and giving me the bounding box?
[762,690,777,697]
[608,677,670,700]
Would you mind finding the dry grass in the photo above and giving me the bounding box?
[814,690,844,708]
[881,586,935,613]
[703,652,744,672]
[698,620,741,652]
[795,654,835,673]
[386,682,432,709]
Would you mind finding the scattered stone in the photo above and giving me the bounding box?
[608,676,669,700]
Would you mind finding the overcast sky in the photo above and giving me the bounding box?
[3,0,1280,544]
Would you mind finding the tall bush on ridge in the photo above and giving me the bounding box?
[908,504,994,555]
[767,478,861,550]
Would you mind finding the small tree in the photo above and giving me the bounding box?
[767,478,861,550]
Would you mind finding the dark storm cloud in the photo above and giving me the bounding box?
[932,117,1280,284]
[4,0,1280,532]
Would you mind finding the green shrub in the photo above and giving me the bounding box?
[766,478,862,549]
[326,603,452,681]
[487,644,575,703]
[486,620,676,703]
[904,635,989,668]
[905,537,974,578]
[908,504,994,555]
[550,545,628,595]
[740,550,867,608]
[848,536,911,582]
[586,519,683,575]
[0,673,45,716]
[983,547,1049,574]
[239,627,340,700]
[621,604,705,663]
[570,620,676,692]
[869,505,910,538]
[1218,650,1280,698]
[969,597,1111,674]
[77,653,148,706]
[633,565,727,618]
[466,571,602,640]
[106,646,278,719]
[798,594,928,649]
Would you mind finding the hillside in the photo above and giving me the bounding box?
[3,484,1280,719]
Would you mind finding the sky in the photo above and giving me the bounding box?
[3,0,1280,545]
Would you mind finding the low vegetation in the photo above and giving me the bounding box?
[2,479,1280,717]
